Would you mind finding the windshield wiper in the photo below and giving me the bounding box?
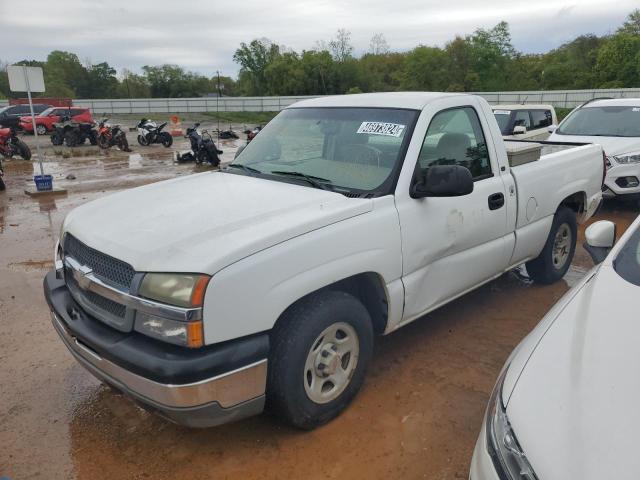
[225,163,262,175]
[269,170,333,191]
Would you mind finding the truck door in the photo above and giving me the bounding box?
[395,101,512,324]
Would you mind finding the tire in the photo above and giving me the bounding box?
[64,131,77,147]
[97,134,110,149]
[16,140,31,160]
[267,291,374,429]
[50,132,63,146]
[160,132,173,148]
[0,176,5,191]
[36,124,47,135]
[88,132,97,146]
[526,206,577,284]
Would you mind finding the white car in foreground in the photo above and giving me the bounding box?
[548,98,640,203]
[470,214,640,479]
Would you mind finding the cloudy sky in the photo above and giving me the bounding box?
[0,0,636,78]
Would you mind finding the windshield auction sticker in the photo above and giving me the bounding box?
[357,121,405,137]
[493,110,511,115]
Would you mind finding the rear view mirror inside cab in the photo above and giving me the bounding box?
[584,220,617,264]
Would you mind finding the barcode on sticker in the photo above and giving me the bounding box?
[357,122,405,137]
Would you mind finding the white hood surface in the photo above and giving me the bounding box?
[63,171,372,274]
[505,266,640,480]
[548,133,640,156]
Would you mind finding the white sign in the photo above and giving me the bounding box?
[357,121,405,137]
[8,65,45,93]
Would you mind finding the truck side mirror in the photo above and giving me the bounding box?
[584,220,616,264]
[410,165,474,199]
[547,124,558,134]
[513,125,527,135]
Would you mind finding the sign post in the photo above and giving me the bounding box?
[7,65,48,185]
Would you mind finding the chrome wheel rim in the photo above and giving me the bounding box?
[552,223,572,270]
[303,322,359,404]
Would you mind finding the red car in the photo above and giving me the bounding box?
[20,107,94,134]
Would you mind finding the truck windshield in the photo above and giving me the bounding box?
[231,107,418,196]
[492,110,511,134]
[557,106,640,137]
[614,225,640,287]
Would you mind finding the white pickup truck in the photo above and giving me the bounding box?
[44,92,604,430]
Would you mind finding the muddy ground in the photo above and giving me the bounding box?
[0,132,637,479]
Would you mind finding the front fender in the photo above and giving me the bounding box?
[201,196,403,345]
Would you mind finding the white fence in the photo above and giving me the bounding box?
[3,88,640,113]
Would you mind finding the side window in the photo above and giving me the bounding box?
[513,110,531,130]
[417,106,492,180]
[530,110,552,129]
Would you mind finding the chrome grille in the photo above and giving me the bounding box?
[63,234,135,290]
[66,271,127,319]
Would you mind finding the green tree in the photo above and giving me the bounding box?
[596,33,640,87]
[401,46,448,91]
[233,39,280,95]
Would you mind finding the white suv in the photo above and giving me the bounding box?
[548,98,640,203]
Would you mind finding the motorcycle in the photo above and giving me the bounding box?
[97,119,131,152]
[50,118,98,147]
[217,128,239,140]
[243,125,262,143]
[176,123,223,166]
[0,127,32,160]
[136,119,173,147]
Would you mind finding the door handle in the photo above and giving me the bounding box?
[488,192,505,210]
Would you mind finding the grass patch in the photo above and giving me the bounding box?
[201,111,278,125]
[556,107,573,122]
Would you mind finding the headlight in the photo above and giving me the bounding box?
[135,312,204,348]
[613,152,640,164]
[138,273,210,308]
[486,368,538,480]
[135,273,210,348]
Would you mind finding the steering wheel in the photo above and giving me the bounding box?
[340,144,383,167]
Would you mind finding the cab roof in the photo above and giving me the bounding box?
[492,104,554,110]
[288,92,470,110]
[582,98,640,108]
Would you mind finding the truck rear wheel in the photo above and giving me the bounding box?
[267,291,373,429]
[526,206,577,284]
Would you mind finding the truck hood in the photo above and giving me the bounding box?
[548,132,640,156]
[63,172,372,274]
[505,266,640,479]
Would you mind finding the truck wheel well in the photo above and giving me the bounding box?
[559,192,585,217]
[276,273,389,336]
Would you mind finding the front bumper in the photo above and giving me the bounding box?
[604,163,640,198]
[45,270,269,428]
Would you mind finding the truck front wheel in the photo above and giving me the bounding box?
[267,291,373,429]
[526,206,577,284]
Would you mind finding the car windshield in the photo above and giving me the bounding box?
[0,106,9,115]
[556,106,640,137]
[492,110,511,134]
[38,107,55,116]
[614,224,640,287]
[231,107,418,195]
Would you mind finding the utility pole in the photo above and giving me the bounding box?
[216,70,221,140]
